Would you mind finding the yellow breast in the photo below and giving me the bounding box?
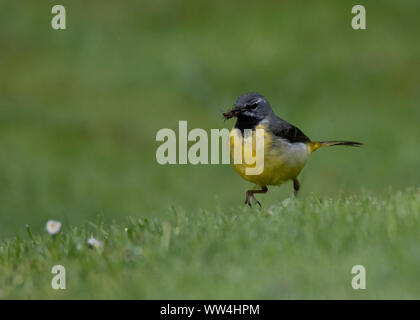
[230,124,310,186]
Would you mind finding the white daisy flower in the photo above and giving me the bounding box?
[45,220,62,235]
[87,237,103,249]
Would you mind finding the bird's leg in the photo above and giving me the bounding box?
[245,186,268,208]
[293,178,300,197]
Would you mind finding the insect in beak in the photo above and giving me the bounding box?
[222,108,240,120]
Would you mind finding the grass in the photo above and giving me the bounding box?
[1,1,419,299]
[1,189,420,299]
[1,1,419,237]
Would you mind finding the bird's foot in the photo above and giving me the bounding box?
[245,191,261,208]
[293,178,300,197]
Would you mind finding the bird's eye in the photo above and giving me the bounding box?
[246,103,258,110]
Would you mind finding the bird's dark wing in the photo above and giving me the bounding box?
[268,115,311,143]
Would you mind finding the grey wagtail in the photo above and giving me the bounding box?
[223,92,362,207]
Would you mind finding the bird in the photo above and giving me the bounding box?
[223,92,362,207]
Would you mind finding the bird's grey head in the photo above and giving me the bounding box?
[223,92,273,121]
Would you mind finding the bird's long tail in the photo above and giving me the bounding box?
[308,141,362,153]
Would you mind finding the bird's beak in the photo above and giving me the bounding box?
[222,108,240,119]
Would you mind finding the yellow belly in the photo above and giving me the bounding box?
[230,125,310,186]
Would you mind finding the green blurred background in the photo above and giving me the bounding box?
[0,0,419,239]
